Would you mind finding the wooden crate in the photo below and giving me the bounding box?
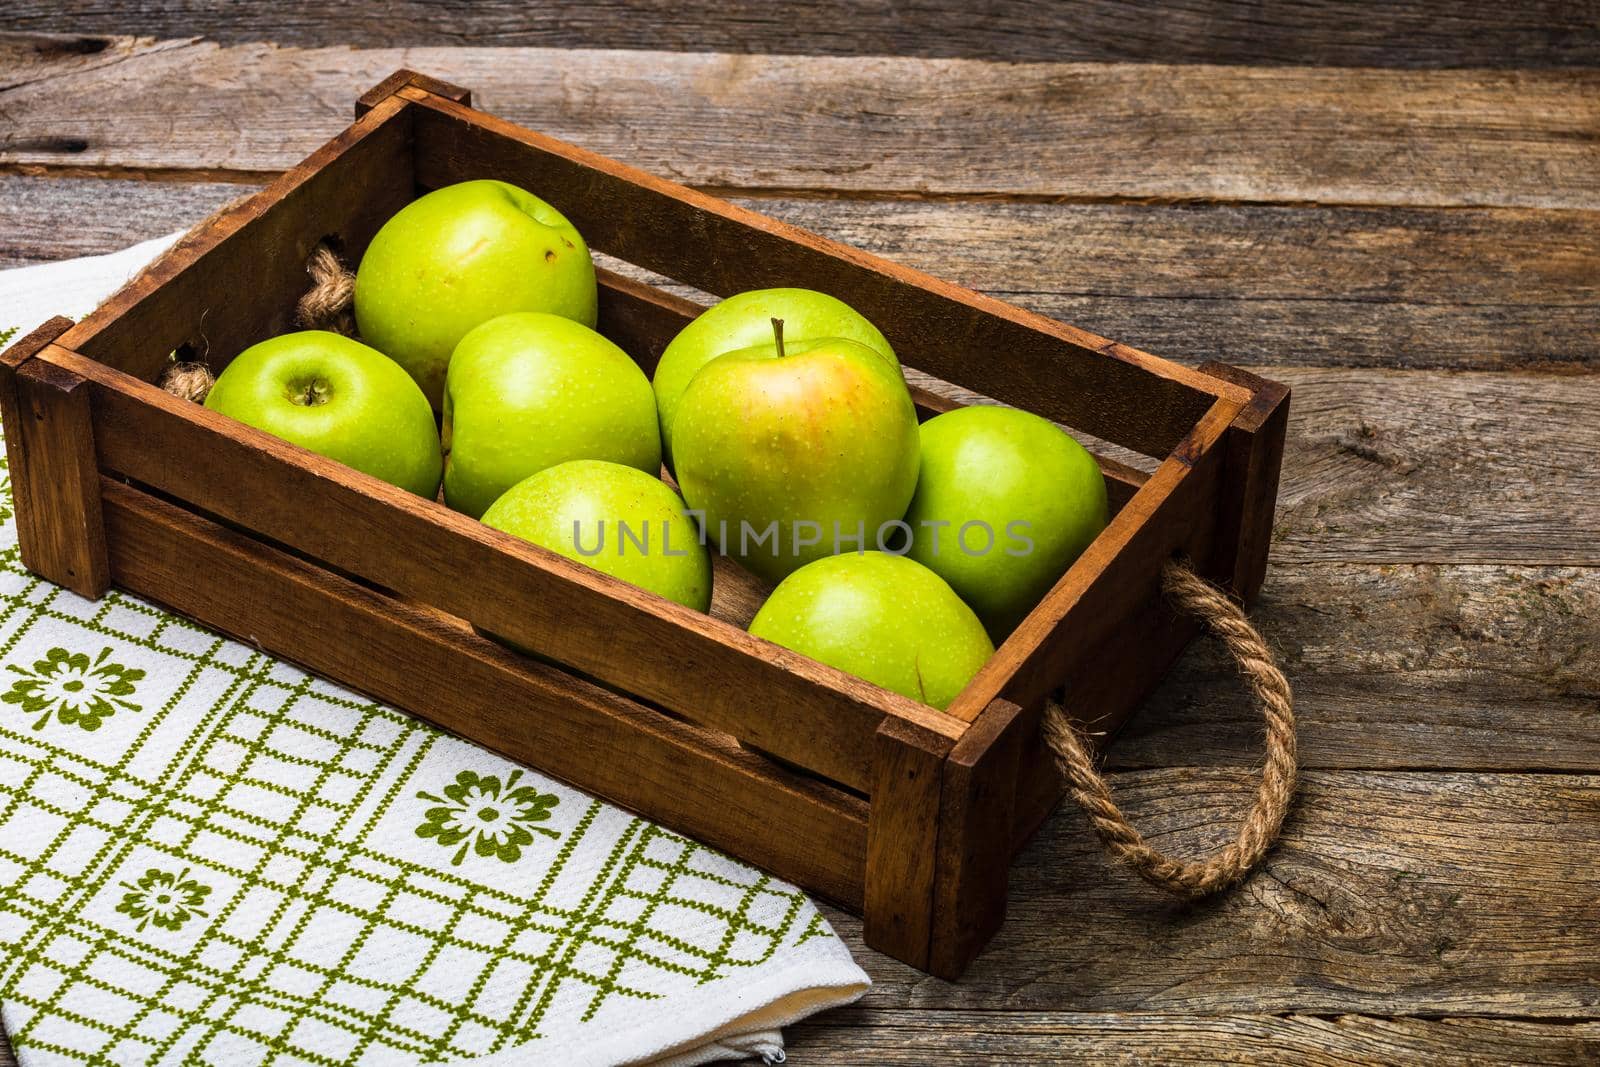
[0,71,1288,979]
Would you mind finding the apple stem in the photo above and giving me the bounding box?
[771,317,786,359]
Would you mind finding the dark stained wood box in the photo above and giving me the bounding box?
[0,71,1288,979]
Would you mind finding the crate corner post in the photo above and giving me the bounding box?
[0,324,111,602]
[863,715,953,971]
[356,70,474,118]
[1198,361,1291,604]
[929,697,1027,980]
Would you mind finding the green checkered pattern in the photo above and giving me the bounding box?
[0,434,838,1064]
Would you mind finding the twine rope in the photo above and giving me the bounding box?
[1043,558,1298,897]
[296,244,356,334]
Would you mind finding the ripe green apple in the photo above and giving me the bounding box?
[671,325,920,585]
[204,330,442,498]
[480,459,711,612]
[442,312,662,519]
[354,179,598,407]
[652,288,896,462]
[749,552,992,710]
[904,405,1108,639]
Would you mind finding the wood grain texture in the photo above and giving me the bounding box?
[1201,361,1291,602]
[5,5,1598,67]
[7,177,1596,371]
[863,719,953,970]
[831,769,1600,1014]
[0,176,243,267]
[3,36,1596,208]
[1268,368,1600,567]
[5,357,109,598]
[786,1010,1600,1064]
[1124,563,1600,772]
[930,699,1027,979]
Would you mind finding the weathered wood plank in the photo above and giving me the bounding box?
[786,1009,1600,1063]
[12,1011,1600,1065]
[1269,368,1599,567]
[1124,564,1600,772]
[3,37,1596,208]
[788,1009,1600,1064]
[8,4,1599,68]
[826,770,1600,1014]
[0,176,244,267]
[5,177,1596,371]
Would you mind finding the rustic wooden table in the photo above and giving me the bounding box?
[2,6,1598,1063]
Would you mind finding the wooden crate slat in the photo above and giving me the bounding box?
[929,697,1028,979]
[356,68,472,116]
[42,345,965,795]
[100,477,870,910]
[0,317,76,589]
[1196,361,1292,604]
[406,91,1248,460]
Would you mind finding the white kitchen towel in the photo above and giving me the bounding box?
[0,238,868,1065]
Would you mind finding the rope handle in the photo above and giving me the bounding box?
[1043,558,1298,897]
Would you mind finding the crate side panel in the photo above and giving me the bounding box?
[101,478,870,910]
[8,359,110,598]
[1197,361,1292,604]
[930,697,1026,979]
[863,718,949,970]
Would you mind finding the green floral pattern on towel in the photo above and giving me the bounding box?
[415,768,562,867]
[116,867,213,933]
[3,645,144,732]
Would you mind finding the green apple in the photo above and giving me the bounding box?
[749,552,992,710]
[652,288,896,462]
[354,179,598,407]
[442,312,662,519]
[671,324,920,585]
[904,405,1108,639]
[204,330,442,498]
[480,459,711,612]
